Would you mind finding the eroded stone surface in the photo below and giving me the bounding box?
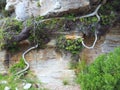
[26,48,80,90]
[5,0,90,21]
[0,50,7,72]
[101,23,120,53]
[80,23,120,63]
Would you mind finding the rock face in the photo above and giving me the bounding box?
[27,48,80,90]
[80,22,120,63]
[0,50,7,73]
[101,23,120,53]
[5,0,90,21]
[5,0,40,21]
[40,0,90,16]
[8,47,80,90]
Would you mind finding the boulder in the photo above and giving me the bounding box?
[5,0,90,21]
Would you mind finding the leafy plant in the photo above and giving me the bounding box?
[76,47,120,90]
[56,36,83,54]
[99,0,119,26]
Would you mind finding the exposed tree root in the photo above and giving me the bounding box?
[80,4,101,49]
[81,31,98,49]
[15,44,38,76]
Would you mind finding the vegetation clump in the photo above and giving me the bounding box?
[56,36,83,54]
[77,47,120,90]
[0,18,23,50]
[99,0,120,25]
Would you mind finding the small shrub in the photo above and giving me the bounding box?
[76,47,120,90]
[0,18,23,50]
[56,36,83,54]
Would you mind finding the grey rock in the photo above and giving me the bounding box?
[23,83,32,90]
[4,86,10,90]
[40,0,90,16]
[5,0,90,21]
[1,80,8,84]
[101,24,120,53]
[0,50,7,73]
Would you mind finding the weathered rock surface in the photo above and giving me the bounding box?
[5,0,90,21]
[40,0,90,16]
[0,50,7,73]
[9,47,80,90]
[28,48,80,90]
[101,23,120,53]
[23,83,32,90]
[79,23,120,63]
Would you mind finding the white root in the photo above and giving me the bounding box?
[37,4,101,23]
[81,31,98,49]
[15,44,38,75]
[80,4,101,49]
[78,4,101,22]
